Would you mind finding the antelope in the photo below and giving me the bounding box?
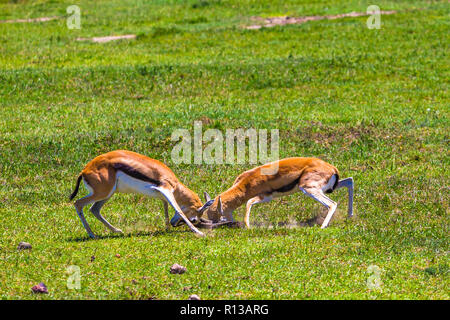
[200,157,354,229]
[69,150,211,238]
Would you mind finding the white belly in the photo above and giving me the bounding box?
[115,171,161,198]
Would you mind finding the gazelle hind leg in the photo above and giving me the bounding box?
[74,194,97,239]
[74,175,116,239]
[245,194,272,228]
[299,187,337,229]
[336,177,354,217]
[90,199,123,234]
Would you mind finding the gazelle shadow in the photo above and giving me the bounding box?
[66,228,192,242]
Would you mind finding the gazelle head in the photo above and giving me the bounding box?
[200,192,225,223]
[169,191,214,227]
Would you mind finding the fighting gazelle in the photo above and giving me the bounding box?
[69,150,211,238]
[198,157,354,229]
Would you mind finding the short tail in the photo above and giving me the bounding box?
[324,173,339,194]
[69,175,82,201]
[332,173,339,191]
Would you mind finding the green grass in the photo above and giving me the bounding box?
[0,0,448,299]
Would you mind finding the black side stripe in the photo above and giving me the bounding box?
[273,177,301,193]
[113,163,161,186]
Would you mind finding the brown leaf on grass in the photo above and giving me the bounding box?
[31,282,48,294]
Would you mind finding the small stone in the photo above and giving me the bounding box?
[17,242,32,250]
[115,254,121,258]
[170,263,187,274]
[31,282,48,294]
[188,294,201,300]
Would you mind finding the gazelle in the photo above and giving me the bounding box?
[69,150,211,238]
[201,157,354,229]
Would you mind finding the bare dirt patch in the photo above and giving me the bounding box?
[244,10,396,29]
[76,34,136,43]
[284,121,399,149]
[0,16,61,24]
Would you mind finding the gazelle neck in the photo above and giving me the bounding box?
[173,182,203,211]
[219,184,248,213]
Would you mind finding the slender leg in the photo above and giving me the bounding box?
[74,194,97,239]
[72,173,116,239]
[90,199,123,234]
[336,177,354,217]
[223,211,235,223]
[299,187,337,229]
[163,201,170,229]
[245,195,272,228]
[151,186,204,237]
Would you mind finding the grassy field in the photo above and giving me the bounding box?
[0,0,448,299]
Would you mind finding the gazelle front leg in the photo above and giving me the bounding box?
[299,187,337,229]
[336,177,354,217]
[151,186,204,237]
[163,201,170,229]
[245,194,272,228]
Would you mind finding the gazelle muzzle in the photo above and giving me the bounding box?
[170,212,200,227]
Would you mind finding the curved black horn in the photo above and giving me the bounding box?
[197,199,214,213]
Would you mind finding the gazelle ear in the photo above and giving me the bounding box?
[204,192,211,202]
[218,196,224,215]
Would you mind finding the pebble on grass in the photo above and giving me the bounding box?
[170,263,187,274]
[17,242,32,250]
[188,294,201,300]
